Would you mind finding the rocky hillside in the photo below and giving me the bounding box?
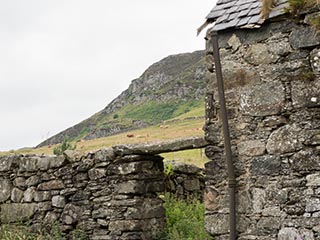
[38,50,208,147]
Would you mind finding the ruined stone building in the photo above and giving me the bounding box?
[203,0,320,239]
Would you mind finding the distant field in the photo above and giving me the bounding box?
[1,117,209,168]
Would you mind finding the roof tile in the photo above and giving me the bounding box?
[216,14,230,23]
[206,0,289,31]
[238,8,252,17]
[238,2,253,11]
[248,6,261,15]
[226,5,240,14]
[236,16,252,26]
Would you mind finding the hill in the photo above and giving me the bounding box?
[37,50,208,147]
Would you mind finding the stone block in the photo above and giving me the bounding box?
[13,177,27,189]
[237,140,266,156]
[251,155,281,176]
[266,124,305,154]
[108,220,142,231]
[205,214,229,236]
[52,195,66,208]
[116,180,145,194]
[240,82,285,117]
[49,155,68,168]
[61,203,82,225]
[23,187,36,202]
[289,26,320,49]
[11,187,24,203]
[278,227,314,240]
[291,79,320,108]
[94,148,116,162]
[38,180,65,191]
[34,191,51,202]
[306,173,320,186]
[0,155,17,171]
[107,161,154,175]
[245,43,279,65]
[0,179,12,203]
[25,176,40,187]
[1,203,37,223]
[257,217,281,235]
[291,148,320,172]
[88,168,106,180]
[252,188,266,213]
[306,198,320,213]
[183,178,200,191]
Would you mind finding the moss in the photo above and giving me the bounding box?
[285,0,320,15]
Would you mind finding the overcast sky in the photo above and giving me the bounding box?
[0,0,215,151]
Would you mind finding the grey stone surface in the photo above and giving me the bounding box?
[240,82,285,117]
[237,139,266,156]
[52,195,66,208]
[245,43,279,65]
[113,137,208,156]
[306,173,320,186]
[266,124,305,154]
[1,203,37,223]
[10,188,24,203]
[251,155,281,175]
[289,26,320,49]
[0,179,12,203]
[291,79,320,108]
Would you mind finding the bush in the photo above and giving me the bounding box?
[157,193,212,240]
[53,138,76,156]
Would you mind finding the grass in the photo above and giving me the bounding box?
[157,193,212,240]
[0,223,86,240]
[0,117,209,168]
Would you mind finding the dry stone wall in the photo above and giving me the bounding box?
[164,161,205,201]
[0,137,207,240]
[0,149,165,240]
[204,15,320,240]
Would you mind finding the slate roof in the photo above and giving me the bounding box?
[206,0,289,31]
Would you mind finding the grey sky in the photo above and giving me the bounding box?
[0,0,215,151]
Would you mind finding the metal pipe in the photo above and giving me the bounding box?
[211,31,237,240]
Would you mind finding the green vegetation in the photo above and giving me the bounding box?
[164,161,175,176]
[310,14,320,31]
[285,0,319,15]
[53,138,76,156]
[0,223,86,240]
[157,193,212,240]
[120,99,203,124]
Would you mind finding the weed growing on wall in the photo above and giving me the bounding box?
[157,193,212,240]
[53,138,76,156]
[0,223,87,240]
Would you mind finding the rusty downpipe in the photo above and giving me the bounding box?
[211,30,237,240]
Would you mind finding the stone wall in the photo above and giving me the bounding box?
[0,137,207,239]
[0,149,165,240]
[164,161,205,201]
[204,14,320,240]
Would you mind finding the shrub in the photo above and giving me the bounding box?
[157,193,212,240]
[53,138,76,156]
